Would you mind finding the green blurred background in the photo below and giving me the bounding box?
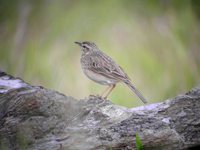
[0,0,200,107]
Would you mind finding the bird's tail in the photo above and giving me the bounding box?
[124,80,148,104]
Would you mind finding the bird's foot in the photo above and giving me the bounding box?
[88,94,101,99]
[89,94,107,100]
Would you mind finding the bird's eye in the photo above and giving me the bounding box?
[83,45,86,48]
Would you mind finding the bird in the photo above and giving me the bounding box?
[75,41,147,104]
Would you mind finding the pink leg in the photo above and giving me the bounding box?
[102,84,116,99]
[101,86,111,97]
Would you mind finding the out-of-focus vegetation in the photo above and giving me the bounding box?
[0,0,200,107]
[136,133,143,150]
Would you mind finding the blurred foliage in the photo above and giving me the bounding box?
[0,0,200,107]
[136,133,143,150]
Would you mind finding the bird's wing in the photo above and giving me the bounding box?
[88,51,131,81]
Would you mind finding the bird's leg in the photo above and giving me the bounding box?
[101,86,112,98]
[102,84,116,99]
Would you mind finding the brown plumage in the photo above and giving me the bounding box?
[75,41,147,104]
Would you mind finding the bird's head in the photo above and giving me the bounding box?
[75,41,99,54]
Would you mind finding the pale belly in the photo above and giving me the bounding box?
[83,69,118,85]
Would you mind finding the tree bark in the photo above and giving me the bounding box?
[0,71,199,150]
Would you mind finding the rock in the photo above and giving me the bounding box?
[0,71,200,150]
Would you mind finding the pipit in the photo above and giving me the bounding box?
[75,41,147,104]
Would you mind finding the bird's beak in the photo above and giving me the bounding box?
[74,41,82,46]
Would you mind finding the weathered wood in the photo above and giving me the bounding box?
[0,71,199,150]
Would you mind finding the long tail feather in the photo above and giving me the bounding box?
[124,81,147,104]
